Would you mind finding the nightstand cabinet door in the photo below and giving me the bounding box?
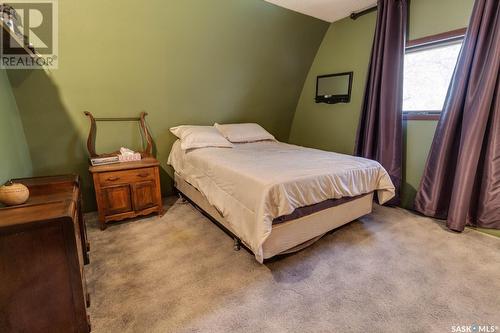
[132,181,156,211]
[102,184,133,216]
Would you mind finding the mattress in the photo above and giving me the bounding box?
[168,140,395,262]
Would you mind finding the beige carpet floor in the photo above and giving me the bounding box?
[85,197,500,333]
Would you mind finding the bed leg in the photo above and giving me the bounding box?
[177,192,188,204]
[233,237,241,251]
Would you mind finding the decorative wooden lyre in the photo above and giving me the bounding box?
[84,111,153,158]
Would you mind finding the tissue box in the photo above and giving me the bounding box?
[118,153,142,162]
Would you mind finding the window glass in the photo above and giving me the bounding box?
[403,42,462,112]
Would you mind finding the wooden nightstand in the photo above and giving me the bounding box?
[84,112,163,229]
[89,158,163,229]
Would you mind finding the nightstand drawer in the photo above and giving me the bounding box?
[98,167,156,186]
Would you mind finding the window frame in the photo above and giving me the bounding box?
[403,28,467,121]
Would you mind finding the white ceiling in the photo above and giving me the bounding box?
[265,0,377,23]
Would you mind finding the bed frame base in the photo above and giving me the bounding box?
[174,173,374,260]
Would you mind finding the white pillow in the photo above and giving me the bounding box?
[170,125,234,150]
[214,123,276,143]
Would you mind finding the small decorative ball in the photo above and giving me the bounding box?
[0,181,30,206]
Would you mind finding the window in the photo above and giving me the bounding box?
[403,29,466,120]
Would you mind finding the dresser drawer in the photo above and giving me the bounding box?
[98,167,156,186]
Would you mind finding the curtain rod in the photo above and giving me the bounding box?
[350,4,378,20]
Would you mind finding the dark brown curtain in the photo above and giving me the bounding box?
[354,0,407,205]
[414,0,500,231]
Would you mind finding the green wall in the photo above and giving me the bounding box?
[8,0,328,211]
[289,0,474,209]
[0,69,32,190]
[289,13,376,154]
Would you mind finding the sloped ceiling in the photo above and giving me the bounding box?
[265,0,377,23]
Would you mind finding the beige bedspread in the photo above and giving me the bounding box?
[168,140,395,262]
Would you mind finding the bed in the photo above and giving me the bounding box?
[168,140,395,263]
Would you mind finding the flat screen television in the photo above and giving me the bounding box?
[315,71,353,104]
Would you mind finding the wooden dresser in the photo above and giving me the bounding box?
[0,175,91,333]
[89,158,163,229]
